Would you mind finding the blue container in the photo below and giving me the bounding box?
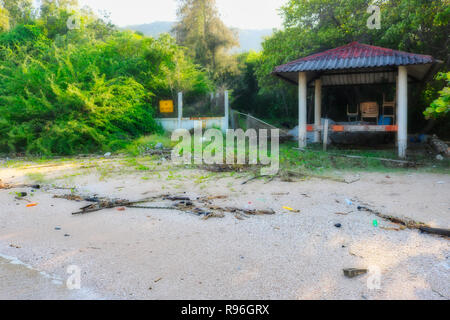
[378,116,392,125]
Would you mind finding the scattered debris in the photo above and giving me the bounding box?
[436,154,444,161]
[202,212,226,220]
[301,193,311,198]
[55,227,61,231]
[295,148,416,166]
[283,206,300,213]
[343,268,368,278]
[104,152,112,157]
[0,180,41,190]
[64,234,70,237]
[357,206,450,238]
[26,203,37,208]
[200,195,228,201]
[60,193,274,220]
[54,194,84,201]
[225,207,275,216]
[373,220,379,227]
[334,223,342,228]
[419,226,450,238]
[429,135,450,157]
[164,196,191,201]
[335,212,349,216]
[73,199,134,215]
[9,244,21,249]
[201,164,246,173]
[242,175,272,185]
[154,278,162,283]
[380,227,401,231]
[358,206,425,229]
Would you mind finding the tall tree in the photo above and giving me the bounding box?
[256,0,449,132]
[173,0,238,80]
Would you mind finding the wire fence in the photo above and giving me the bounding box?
[155,91,226,119]
[230,110,290,137]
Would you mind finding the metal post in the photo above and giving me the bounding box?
[224,90,229,132]
[323,119,329,152]
[178,92,183,129]
[314,79,322,143]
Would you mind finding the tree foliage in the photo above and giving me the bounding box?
[254,0,449,128]
[424,72,450,119]
[0,0,33,28]
[173,0,239,83]
[0,6,9,32]
[0,1,212,155]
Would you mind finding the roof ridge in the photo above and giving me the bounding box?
[275,42,434,71]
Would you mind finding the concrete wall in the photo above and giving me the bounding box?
[156,117,228,132]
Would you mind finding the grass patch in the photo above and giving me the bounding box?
[123,134,175,156]
[25,172,48,184]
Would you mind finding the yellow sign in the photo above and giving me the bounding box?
[159,100,174,113]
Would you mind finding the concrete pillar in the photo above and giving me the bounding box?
[224,90,229,132]
[298,72,307,148]
[178,92,183,129]
[398,66,408,158]
[314,79,322,143]
[396,75,399,125]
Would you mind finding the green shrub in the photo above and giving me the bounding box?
[0,24,211,155]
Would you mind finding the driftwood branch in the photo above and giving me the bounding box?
[358,206,449,239]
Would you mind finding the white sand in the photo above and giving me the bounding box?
[0,160,449,300]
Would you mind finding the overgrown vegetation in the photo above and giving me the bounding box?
[424,72,450,119]
[228,0,449,136]
[0,0,449,156]
[0,0,212,155]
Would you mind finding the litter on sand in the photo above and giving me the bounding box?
[283,206,300,213]
[59,193,275,220]
[343,268,368,278]
[26,203,38,208]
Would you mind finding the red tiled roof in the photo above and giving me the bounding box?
[274,42,435,73]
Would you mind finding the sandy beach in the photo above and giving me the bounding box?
[0,159,449,299]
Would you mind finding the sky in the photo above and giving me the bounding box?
[78,0,287,29]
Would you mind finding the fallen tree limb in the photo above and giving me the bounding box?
[62,192,275,220]
[358,206,425,229]
[0,180,41,190]
[293,148,416,166]
[242,175,272,185]
[419,226,450,237]
[358,206,449,239]
[329,153,415,165]
[284,170,351,184]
